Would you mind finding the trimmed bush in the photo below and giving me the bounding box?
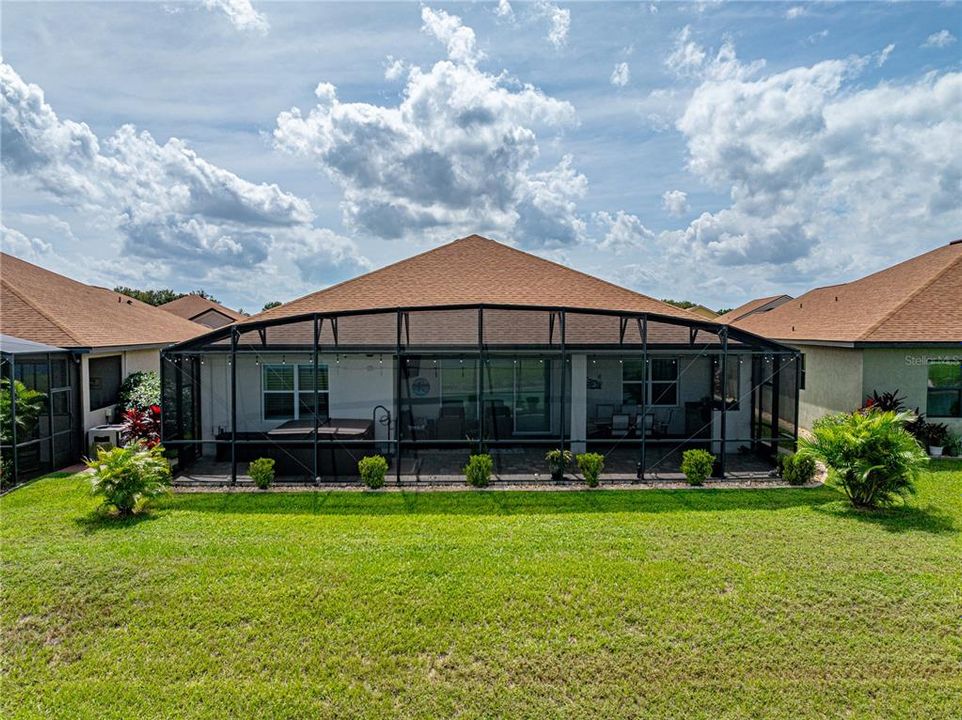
[358,455,389,489]
[781,453,817,486]
[576,452,605,487]
[799,410,928,508]
[545,449,573,480]
[85,441,171,515]
[119,371,161,411]
[681,449,715,486]
[249,457,276,490]
[120,405,162,448]
[464,454,493,487]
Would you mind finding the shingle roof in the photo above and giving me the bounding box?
[249,235,704,324]
[159,294,244,324]
[0,253,205,348]
[732,241,962,343]
[716,295,793,325]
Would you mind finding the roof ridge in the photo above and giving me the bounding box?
[858,251,962,340]
[0,277,84,345]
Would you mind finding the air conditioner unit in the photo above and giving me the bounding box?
[87,424,125,456]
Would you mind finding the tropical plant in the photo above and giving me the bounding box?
[120,405,162,448]
[923,422,950,450]
[119,371,161,411]
[85,442,171,515]
[781,453,817,486]
[0,378,45,445]
[798,410,928,509]
[576,452,605,487]
[249,458,276,490]
[862,389,908,413]
[358,455,389,489]
[680,449,715,486]
[464,454,493,487]
[945,431,962,457]
[545,448,573,480]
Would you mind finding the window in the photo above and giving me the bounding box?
[927,360,962,418]
[649,358,678,407]
[712,357,740,410]
[262,364,329,421]
[621,359,646,406]
[88,356,122,411]
[799,353,806,391]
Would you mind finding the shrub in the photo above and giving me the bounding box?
[358,455,389,489]
[862,389,907,414]
[85,442,171,515]
[0,378,45,445]
[945,431,962,457]
[781,453,817,486]
[680,449,715,486]
[924,422,950,450]
[119,371,161,411]
[120,405,162,447]
[249,457,275,490]
[545,449,573,480]
[464,454,493,487]
[798,410,928,508]
[576,452,605,487]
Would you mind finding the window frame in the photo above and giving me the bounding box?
[88,355,122,411]
[261,363,329,422]
[927,360,962,419]
[642,357,680,409]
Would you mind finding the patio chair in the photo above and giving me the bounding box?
[655,408,674,436]
[437,405,466,439]
[611,413,631,436]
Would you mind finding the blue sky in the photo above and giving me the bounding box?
[2,1,959,312]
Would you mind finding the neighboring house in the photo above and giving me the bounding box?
[164,235,801,483]
[716,295,793,325]
[686,304,721,320]
[0,252,204,470]
[730,240,962,432]
[159,294,245,329]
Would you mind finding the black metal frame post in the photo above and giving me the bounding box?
[46,353,54,472]
[159,351,167,448]
[395,310,402,485]
[719,326,729,478]
[9,354,18,485]
[230,327,238,485]
[640,314,648,480]
[313,314,320,485]
[559,310,566,454]
[477,307,484,454]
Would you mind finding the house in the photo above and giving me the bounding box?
[729,240,962,432]
[163,235,801,484]
[686,304,721,320]
[716,295,793,325]
[0,252,204,481]
[159,294,245,329]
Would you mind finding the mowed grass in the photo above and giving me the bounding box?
[2,465,961,719]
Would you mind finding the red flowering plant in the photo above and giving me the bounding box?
[121,404,162,448]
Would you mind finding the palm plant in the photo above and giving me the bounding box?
[798,411,928,509]
[86,442,171,515]
[0,378,45,444]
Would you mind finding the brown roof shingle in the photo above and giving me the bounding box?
[249,235,704,324]
[0,253,206,348]
[159,294,245,324]
[716,295,793,325]
[733,241,962,343]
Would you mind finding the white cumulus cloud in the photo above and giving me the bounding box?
[535,1,570,49]
[662,190,689,217]
[594,211,654,253]
[610,62,630,87]
[923,29,957,48]
[201,0,269,34]
[274,7,587,247]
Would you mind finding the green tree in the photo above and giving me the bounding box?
[113,287,220,306]
[262,301,282,311]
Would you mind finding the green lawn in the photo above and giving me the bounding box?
[3,465,961,719]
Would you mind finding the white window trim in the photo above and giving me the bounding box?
[262,363,329,421]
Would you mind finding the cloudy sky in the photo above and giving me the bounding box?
[2,1,959,312]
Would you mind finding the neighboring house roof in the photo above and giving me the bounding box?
[686,304,720,320]
[250,235,705,324]
[733,240,962,344]
[716,295,793,325]
[0,253,205,349]
[159,294,245,328]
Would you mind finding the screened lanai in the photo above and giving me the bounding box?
[162,303,800,484]
[1,335,82,488]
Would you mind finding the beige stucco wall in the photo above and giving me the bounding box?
[862,348,962,434]
[794,344,863,430]
[81,348,162,435]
